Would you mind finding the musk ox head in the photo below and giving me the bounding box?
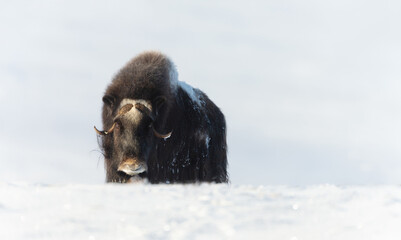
[95,98,171,177]
[95,51,176,182]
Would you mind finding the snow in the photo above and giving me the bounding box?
[178,81,202,106]
[167,59,179,93]
[0,3,399,238]
[205,135,211,150]
[1,183,401,240]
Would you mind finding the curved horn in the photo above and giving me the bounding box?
[153,128,172,139]
[94,126,105,135]
[134,103,172,139]
[94,122,117,135]
[118,103,134,116]
[134,103,155,121]
[94,104,133,135]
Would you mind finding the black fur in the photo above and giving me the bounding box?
[98,51,228,183]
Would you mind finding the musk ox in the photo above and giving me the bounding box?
[95,51,228,183]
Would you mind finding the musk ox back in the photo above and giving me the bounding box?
[95,51,228,183]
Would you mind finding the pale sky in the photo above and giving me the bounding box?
[1,0,401,185]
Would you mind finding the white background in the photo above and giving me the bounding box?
[1,0,401,185]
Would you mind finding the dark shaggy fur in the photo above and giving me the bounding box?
[98,51,228,183]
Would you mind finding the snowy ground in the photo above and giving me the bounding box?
[1,183,401,240]
[1,2,401,238]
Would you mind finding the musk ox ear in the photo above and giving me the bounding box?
[102,95,116,106]
[154,96,167,116]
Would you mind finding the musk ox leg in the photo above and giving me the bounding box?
[203,116,228,183]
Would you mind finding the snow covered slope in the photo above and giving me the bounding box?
[1,183,400,240]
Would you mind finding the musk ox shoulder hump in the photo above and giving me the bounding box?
[108,51,179,100]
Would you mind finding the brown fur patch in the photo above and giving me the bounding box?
[121,158,137,165]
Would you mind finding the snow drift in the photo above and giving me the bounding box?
[1,183,401,240]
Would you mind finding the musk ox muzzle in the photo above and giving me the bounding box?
[117,158,147,175]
